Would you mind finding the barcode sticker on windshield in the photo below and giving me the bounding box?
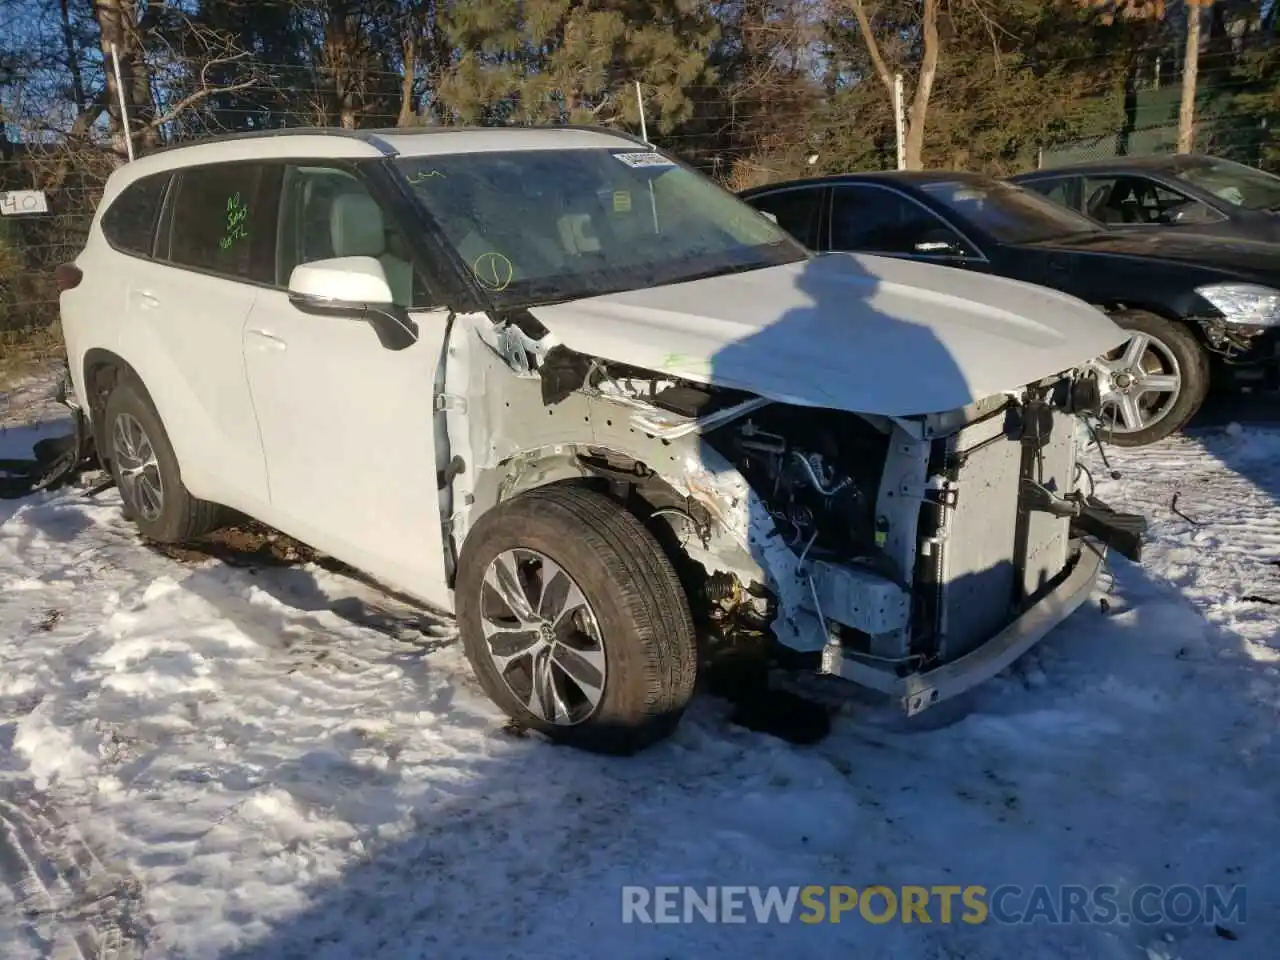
[613,151,674,169]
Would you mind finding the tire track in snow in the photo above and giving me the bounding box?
[0,786,149,959]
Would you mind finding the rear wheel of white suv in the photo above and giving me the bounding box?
[103,379,222,543]
[455,484,698,755]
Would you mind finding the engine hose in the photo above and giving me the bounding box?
[790,451,850,497]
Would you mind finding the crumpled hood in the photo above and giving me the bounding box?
[528,252,1126,416]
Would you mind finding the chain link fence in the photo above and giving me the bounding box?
[0,89,1273,359]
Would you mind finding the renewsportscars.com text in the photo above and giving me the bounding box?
[621,884,1247,926]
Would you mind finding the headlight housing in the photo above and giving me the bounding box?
[1194,283,1280,327]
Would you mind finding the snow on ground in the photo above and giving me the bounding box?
[1,375,1278,959]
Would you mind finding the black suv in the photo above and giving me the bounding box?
[740,171,1280,446]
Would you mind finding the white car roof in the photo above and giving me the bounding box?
[98,125,649,203]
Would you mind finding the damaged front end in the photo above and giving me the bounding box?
[441,310,1146,718]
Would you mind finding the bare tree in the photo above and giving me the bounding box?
[1179,0,1211,152]
[845,0,940,169]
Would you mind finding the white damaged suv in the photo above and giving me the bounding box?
[57,125,1145,753]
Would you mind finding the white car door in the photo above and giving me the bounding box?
[114,163,274,512]
[242,162,453,609]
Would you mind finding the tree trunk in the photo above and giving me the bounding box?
[1178,2,1202,153]
[398,33,417,126]
[849,0,940,171]
[93,0,157,156]
[93,0,128,144]
[339,96,357,129]
[58,0,87,110]
[903,0,940,169]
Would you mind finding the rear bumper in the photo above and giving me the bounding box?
[819,538,1104,716]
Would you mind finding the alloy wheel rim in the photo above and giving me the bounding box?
[478,548,606,726]
[112,412,165,522]
[1095,331,1183,435]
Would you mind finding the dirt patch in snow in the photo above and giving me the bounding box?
[148,520,349,574]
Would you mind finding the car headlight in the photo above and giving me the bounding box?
[1194,283,1280,326]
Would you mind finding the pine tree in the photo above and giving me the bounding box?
[442,0,720,132]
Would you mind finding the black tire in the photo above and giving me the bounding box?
[1102,309,1210,447]
[456,484,698,755]
[103,378,222,543]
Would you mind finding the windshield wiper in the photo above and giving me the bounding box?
[659,259,779,287]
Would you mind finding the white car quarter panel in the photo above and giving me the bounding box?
[59,234,123,411]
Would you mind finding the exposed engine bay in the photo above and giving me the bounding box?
[446,309,1147,716]
[707,407,888,562]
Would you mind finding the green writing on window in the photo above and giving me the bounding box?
[220,192,249,251]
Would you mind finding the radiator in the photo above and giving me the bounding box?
[931,407,1077,661]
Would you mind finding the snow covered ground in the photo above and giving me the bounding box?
[2,368,1278,959]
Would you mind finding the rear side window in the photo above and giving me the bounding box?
[1025,177,1079,211]
[163,162,275,283]
[100,173,169,256]
[747,188,824,248]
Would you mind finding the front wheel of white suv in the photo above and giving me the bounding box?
[103,379,222,543]
[455,484,698,755]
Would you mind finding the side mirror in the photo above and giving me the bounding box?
[287,256,418,351]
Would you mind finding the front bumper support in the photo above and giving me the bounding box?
[819,538,1105,716]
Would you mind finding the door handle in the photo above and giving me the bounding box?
[246,328,287,351]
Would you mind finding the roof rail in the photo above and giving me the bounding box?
[367,122,649,146]
[141,122,649,159]
[142,126,398,158]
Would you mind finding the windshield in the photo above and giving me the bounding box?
[920,178,1100,244]
[1172,158,1280,211]
[395,148,805,304]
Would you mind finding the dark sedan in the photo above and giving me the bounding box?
[739,171,1280,446]
[1009,154,1280,244]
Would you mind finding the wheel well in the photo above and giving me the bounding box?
[543,466,716,598]
[1097,302,1179,323]
[81,349,156,462]
[540,456,766,650]
[1096,302,1212,351]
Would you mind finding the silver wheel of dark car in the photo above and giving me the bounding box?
[1093,310,1210,447]
[111,411,165,523]
[1096,330,1182,436]
[479,548,607,726]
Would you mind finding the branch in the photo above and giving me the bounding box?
[139,66,258,134]
[962,0,1013,69]
[124,13,267,139]
[847,0,895,94]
